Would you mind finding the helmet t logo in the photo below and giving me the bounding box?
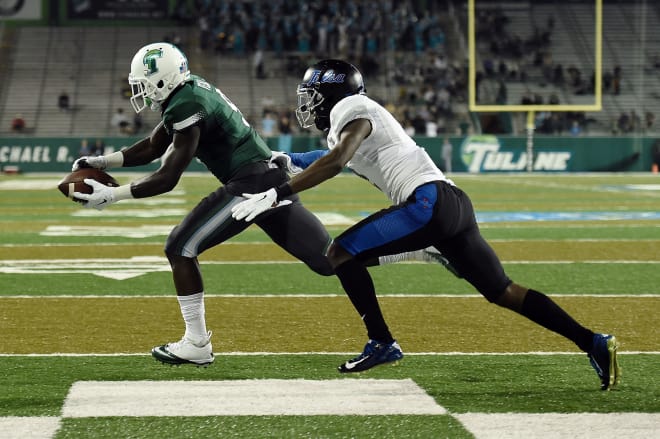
[142,49,163,76]
[306,70,321,85]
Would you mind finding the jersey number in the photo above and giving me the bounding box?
[196,78,249,127]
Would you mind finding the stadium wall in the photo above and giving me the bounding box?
[0,136,655,174]
[0,0,181,26]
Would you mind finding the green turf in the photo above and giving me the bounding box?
[0,262,658,296]
[1,173,658,438]
[56,415,471,439]
[1,354,658,419]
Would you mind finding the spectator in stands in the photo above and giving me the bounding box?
[548,113,564,135]
[610,117,620,135]
[411,111,427,136]
[441,137,452,173]
[570,120,582,136]
[79,139,91,157]
[403,119,415,137]
[612,65,622,95]
[11,114,25,132]
[337,17,350,58]
[645,111,655,131]
[425,118,438,137]
[630,110,641,132]
[277,111,293,153]
[260,111,277,138]
[553,64,564,86]
[617,112,631,134]
[261,95,275,117]
[603,70,613,93]
[436,116,447,134]
[198,15,210,51]
[316,14,329,56]
[254,49,266,79]
[120,78,132,99]
[422,85,436,107]
[58,91,71,112]
[297,27,311,53]
[111,108,132,135]
[495,80,507,105]
[91,139,105,156]
[133,112,143,134]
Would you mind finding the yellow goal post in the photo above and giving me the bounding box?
[467,0,603,171]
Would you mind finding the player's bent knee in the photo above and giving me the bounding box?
[326,242,352,269]
[307,261,335,276]
[494,283,528,311]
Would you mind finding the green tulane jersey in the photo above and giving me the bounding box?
[162,74,271,183]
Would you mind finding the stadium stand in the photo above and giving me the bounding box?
[0,0,657,137]
[468,1,660,134]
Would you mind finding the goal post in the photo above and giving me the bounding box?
[467,0,603,171]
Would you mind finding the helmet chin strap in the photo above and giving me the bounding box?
[149,99,162,111]
[314,114,330,131]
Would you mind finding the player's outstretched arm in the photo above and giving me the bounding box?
[72,121,172,172]
[232,119,370,222]
[128,124,200,199]
[73,124,200,209]
[285,119,370,195]
[121,121,173,167]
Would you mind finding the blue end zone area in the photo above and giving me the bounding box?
[476,211,660,223]
[355,210,660,223]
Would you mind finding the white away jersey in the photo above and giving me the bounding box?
[326,94,452,204]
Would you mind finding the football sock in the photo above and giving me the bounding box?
[378,251,422,265]
[177,291,208,345]
[334,259,394,344]
[520,289,595,352]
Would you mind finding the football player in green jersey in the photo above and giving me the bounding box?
[72,42,446,367]
[71,42,336,366]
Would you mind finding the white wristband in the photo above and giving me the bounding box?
[112,184,134,202]
[104,151,124,168]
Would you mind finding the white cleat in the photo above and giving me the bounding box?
[151,331,214,366]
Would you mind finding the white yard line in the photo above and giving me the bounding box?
[0,417,60,439]
[455,413,660,439]
[61,379,446,417]
[1,293,659,299]
[0,351,657,357]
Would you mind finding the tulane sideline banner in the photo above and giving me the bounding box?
[0,135,655,173]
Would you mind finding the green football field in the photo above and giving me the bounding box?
[0,172,659,438]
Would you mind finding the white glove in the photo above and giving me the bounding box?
[73,178,117,210]
[231,188,292,222]
[72,155,107,172]
[269,151,303,175]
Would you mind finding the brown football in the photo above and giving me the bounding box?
[58,168,120,203]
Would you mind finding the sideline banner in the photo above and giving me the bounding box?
[453,135,651,173]
[0,0,42,20]
[0,136,654,173]
[67,0,169,20]
[0,137,199,173]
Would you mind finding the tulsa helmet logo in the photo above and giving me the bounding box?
[307,69,346,85]
[142,48,163,76]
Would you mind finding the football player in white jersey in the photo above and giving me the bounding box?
[232,60,620,390]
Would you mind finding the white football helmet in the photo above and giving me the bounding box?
[128,42,190,113]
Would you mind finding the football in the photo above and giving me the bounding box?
[58,168,119,203]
